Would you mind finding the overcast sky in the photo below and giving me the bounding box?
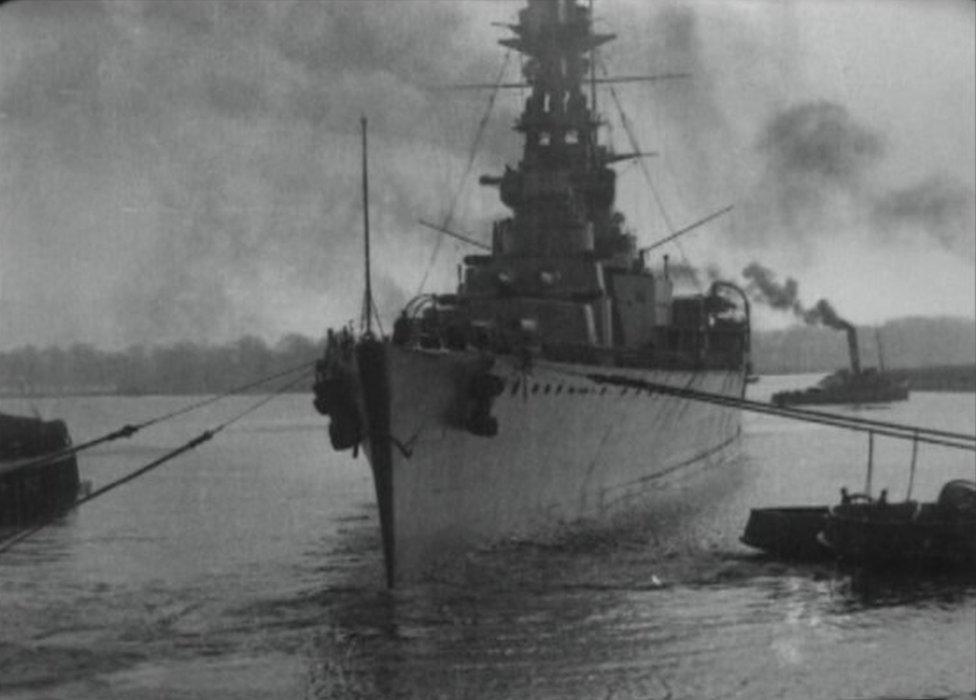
[1,0,973,349]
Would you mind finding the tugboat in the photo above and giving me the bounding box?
[314,0,751,586]
[772,326,909,406]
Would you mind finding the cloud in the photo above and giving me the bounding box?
[605,3,973,273]
[0,0,517,348]
[872,175,976,260]
[0,0,972,348]
[758,101,884,183]
[739,99,975,261]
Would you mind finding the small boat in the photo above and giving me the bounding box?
[740,505,831,561]
[742,481,976,570]
[821,481,976,568]
[0,412,79,528]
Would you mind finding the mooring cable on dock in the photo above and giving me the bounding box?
[572,371,976,452]
[1,360,316,475]
[0,370,313,556]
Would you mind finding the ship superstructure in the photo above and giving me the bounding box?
[315,0,751,586]
[397,0,750,371]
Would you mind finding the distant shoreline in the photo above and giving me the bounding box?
[885,364,976,393]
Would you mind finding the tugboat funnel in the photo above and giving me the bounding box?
[845,325,861,376]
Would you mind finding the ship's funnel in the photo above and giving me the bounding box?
[845,325,861,375]
[802,298,860,375]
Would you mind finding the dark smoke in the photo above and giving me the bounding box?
[745,99,975,261]
[742,262,853,331]
[609,5,973,267]
[741,262,802,315]
[745,101,884,239]
[872,175,976,260]
[802,298,853,332]
[758,101,884,184]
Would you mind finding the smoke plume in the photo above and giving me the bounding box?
[751,101,883,233]
[741,262,802,315]
[747,100,975,261]
[742,262,853,331]
[758,101,884,185]
[610,2,973,269]
[802,298,853,332]
[871,175,976,259]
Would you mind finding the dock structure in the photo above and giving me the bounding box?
[0,414,79,528]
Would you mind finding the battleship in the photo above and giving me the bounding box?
[314,0,751,586]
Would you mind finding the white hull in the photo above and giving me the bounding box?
[359,344,745,585]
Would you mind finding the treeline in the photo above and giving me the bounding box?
[1,316,972,396]
[0,334,324,396]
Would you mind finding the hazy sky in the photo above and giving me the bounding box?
[1,0,973,349]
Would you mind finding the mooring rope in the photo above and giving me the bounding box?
[572,370,976,452]
[1,360,316,474]
[0,370,312,555]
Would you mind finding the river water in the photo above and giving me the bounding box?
[1,376,974,699]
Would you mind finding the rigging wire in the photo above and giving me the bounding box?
[0,370,313,556]
[415,51,512,296]
[598,58,675,232]
[129,359,315,429]
[3,359,316,473]
[598,56,703,292]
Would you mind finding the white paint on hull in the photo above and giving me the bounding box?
[372,346,745,583]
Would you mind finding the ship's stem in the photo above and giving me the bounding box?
[357,340,395,586]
